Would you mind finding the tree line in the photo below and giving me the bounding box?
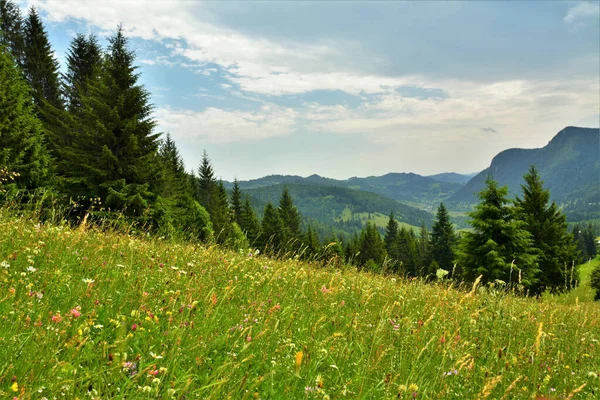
[1,2,595,297]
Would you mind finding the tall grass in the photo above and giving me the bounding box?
[0,209,599,399]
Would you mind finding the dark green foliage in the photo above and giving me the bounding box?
[260,203,286,254]
[23,7,62,109]
[457,176,539,292]
[240,196,260,246]
[430,203,457,274]
[417,224,431,276]
[197,150,216,212]
[384,212,400,271]
[278,186,302,239]
[0,0,25,68]
[514,166,579,292]
[0,47,50,189]
[591,264,600,301]
[304,225,320,258]
[212,181,232,244]
[231,178,243,227]
[397,228,418,276]
[357,222,387,271]
[72,26,162,216]
[63,33,102,113]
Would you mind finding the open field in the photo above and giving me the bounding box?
[1,211,599,399]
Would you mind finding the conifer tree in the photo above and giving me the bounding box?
[212,181,232,244]
[357,222,387,271]
[75,26,162,216]
[430,203,457,274]
[240,196,260,245]
[417,224,431,276]
[0,0,25,68]
[514,165,578,292]
[278,186,302,240]
[304,225,320,258]
[0,47,49,189]
[384,212,400,271]
[63,33,102,113]
[457,176,539,292]
[230,178,243,227]
[261,202,286,254]
[197,150,216,212]
[23,7,62,109]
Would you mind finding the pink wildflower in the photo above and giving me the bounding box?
[70,308,81,318]
[51,314,62,323]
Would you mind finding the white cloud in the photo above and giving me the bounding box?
[154,104,297,143]
[564,1,600,24]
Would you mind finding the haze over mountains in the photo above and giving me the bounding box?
[228,126,600,234]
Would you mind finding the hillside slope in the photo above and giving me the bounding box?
[1,213,598,399]
[449,127,600,215]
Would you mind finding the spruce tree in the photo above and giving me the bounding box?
[457,176,539,292]
[260,202,286,254]
[304,225,320,258]
[230,178,243,227]
[0,0,25,68]
[75,26,162,216]
[23,7,62,109]
[384,212,400,271]
[430,203,457,274]
[357,222,387,271]
[63,33,102,113]
[240,196,260,245]
[514,165,578,292]
[212,181,232,244]
[197,150,216,212]
[0,47,50,189]
[278,186,302,239]
[417,224,431,276]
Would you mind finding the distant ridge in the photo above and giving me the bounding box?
[448,126,600,208]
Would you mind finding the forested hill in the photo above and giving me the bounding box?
[226,172,464,205]
[448,127,600,217]
[426,172,477,184]
[244,183,434,235]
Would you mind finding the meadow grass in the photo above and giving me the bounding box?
[0,210,599,399]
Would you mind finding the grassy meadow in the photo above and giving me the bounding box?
[1,210,599,399]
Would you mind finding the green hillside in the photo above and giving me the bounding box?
[1,212,599,399]
[449,127,600,223]
[244,183,434,238]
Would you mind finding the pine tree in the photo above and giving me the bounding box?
[75,26,162,216]
[304,225,320,258]
[240,196,260,245]
[583,224,597,259]
[0,0,25,68]
[357,222,387,271]
[212,181,232,244]
[63,33,102,113]
[417,224,431,276]
[278,186,302,240]
[514,165,579,293]
[0,47,50,189]
[384,212,400,271]
[457,176,539,292]
[260,202,286,254]
[23,7,62,109]
[231,178,243,227]
[197,150,216,212]
[430,203,457,274]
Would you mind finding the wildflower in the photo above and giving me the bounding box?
[11,381,18,392]
[408,384,418,392]
[82,278,95,284]
[27,266,37,272]
[70,308,81,318]
[52,314,62,323]
[295,351,303,376]
[321,285,331,294]
[316,374,324,388]
[247,336,252,342]
[131,323,137,331]
[340,300,345,306]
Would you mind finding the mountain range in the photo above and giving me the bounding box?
[228,126,599,236]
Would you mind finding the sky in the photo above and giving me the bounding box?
[19,0,600,180]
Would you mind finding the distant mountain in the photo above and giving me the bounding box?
[227,172,462,205]
[448,126,600,220]
[243,183,434,239]
[426,172,478,185]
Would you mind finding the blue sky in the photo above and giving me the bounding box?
[21,0,600,180]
